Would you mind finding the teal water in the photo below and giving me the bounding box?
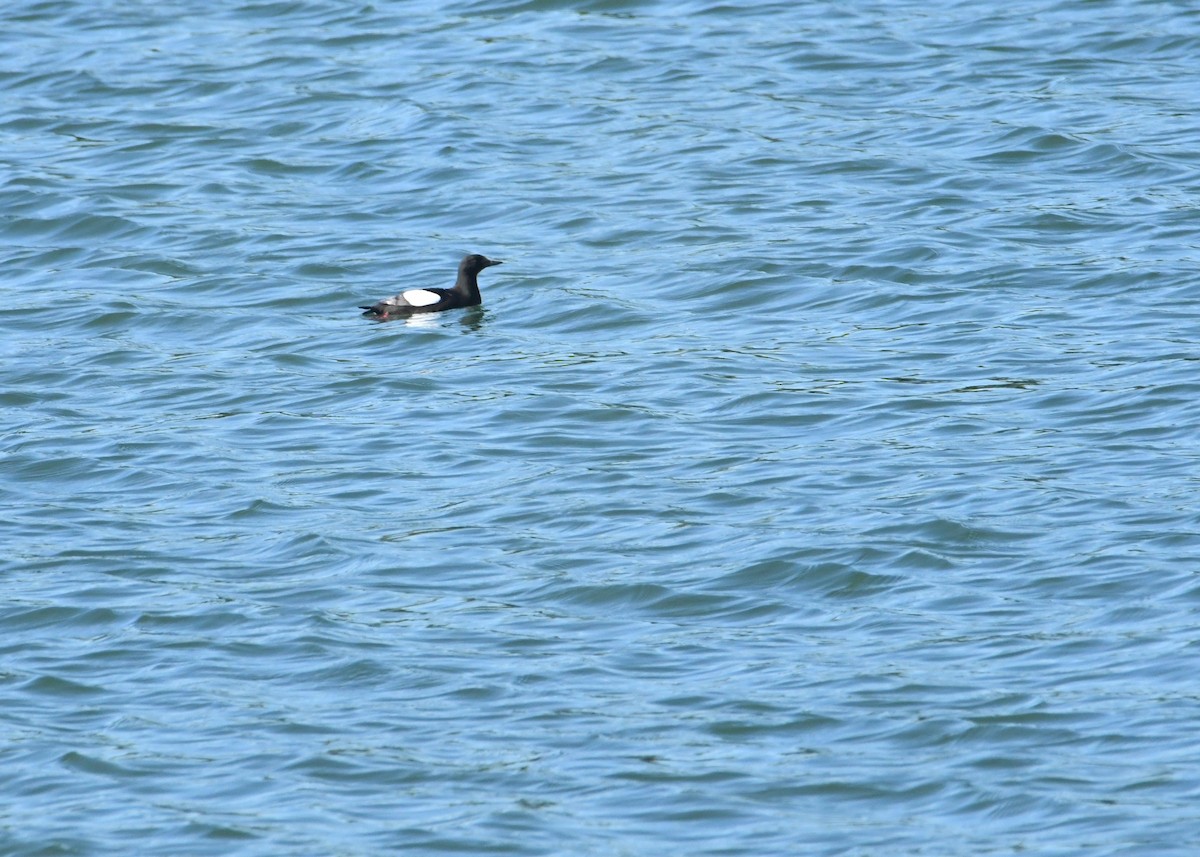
[4,1,1200,854]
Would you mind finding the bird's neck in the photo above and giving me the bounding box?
[452,272,482,304]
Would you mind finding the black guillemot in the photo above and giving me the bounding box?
[360,254,503,319]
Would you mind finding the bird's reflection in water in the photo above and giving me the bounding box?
[458,306,487,332]
[397,307,487,332]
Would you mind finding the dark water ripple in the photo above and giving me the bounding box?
[5,0,1200,854]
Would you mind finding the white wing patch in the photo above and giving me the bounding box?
[401,289,441,307]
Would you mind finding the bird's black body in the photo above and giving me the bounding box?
[360,254,503,319]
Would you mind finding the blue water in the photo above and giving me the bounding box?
[4,1,1200,854]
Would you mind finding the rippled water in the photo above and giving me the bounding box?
[4,1,1200,854]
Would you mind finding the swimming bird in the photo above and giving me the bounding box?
[360,254,504,319]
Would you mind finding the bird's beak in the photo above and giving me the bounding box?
[486,259,504,267]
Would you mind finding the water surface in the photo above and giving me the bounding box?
[4,1,1200,854]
